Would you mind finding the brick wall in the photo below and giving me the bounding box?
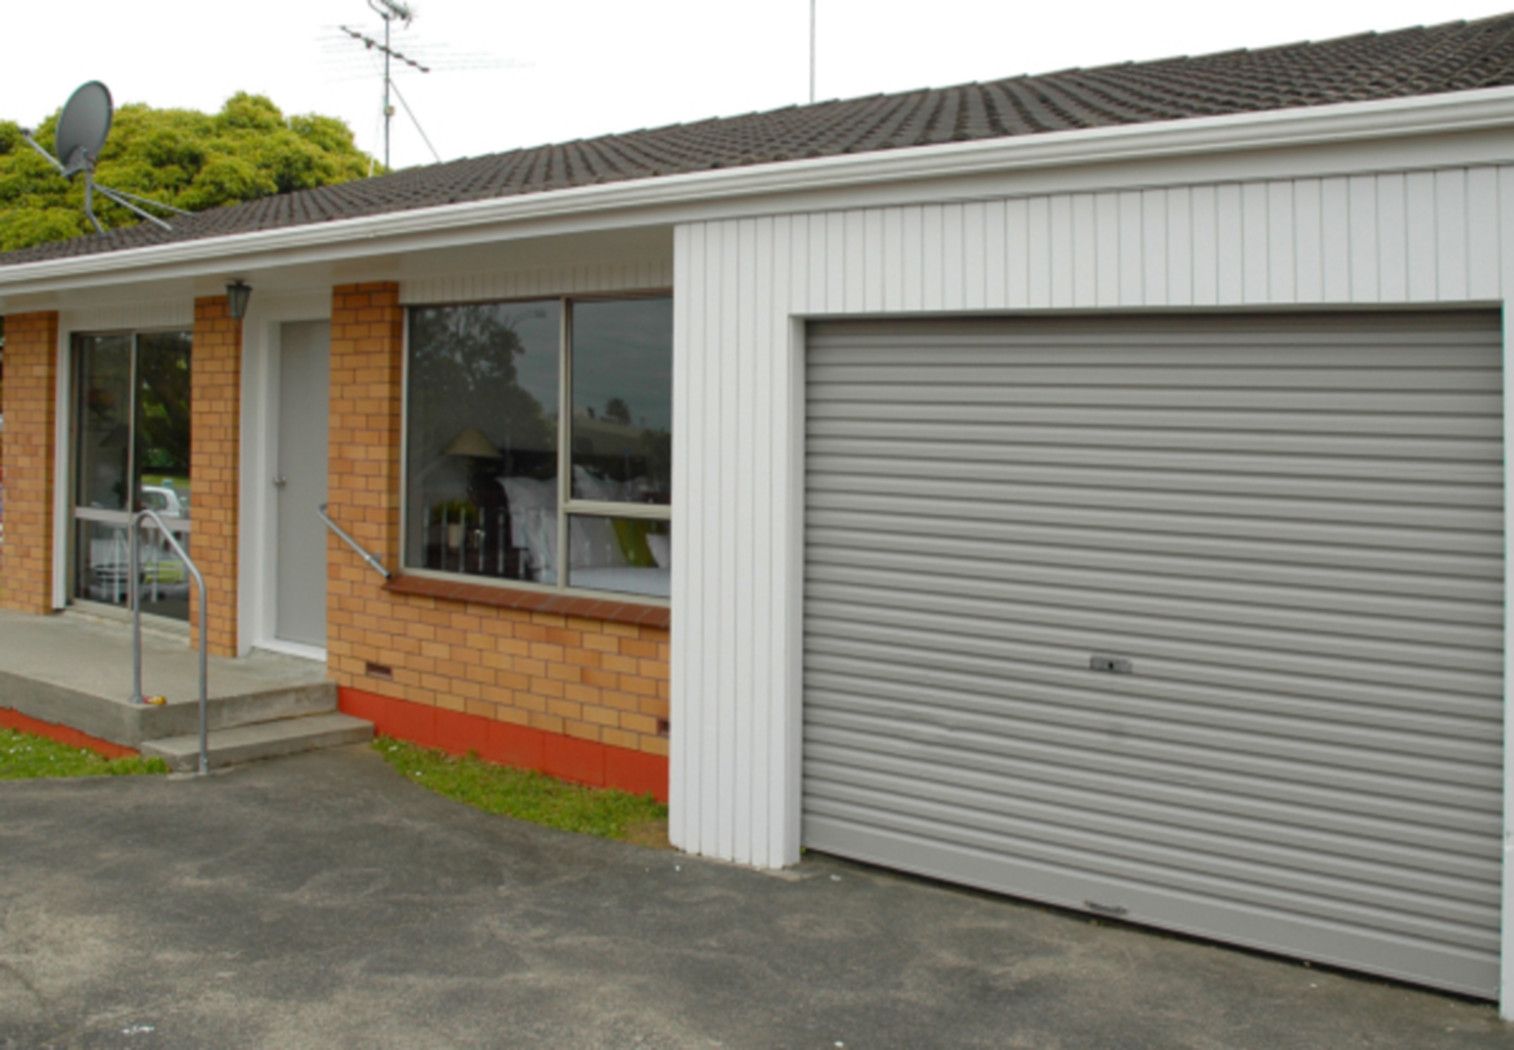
[0,326,7,548]
[189,296,241,655]
[0,311,58,614]
[0,322,6,543]
[324,283,671,798]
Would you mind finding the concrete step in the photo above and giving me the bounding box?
[137,681,339,741]
[141,712,373,773]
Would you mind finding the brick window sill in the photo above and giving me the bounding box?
[385,574,670,629]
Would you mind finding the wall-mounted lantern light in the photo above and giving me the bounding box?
[226,280,252,321]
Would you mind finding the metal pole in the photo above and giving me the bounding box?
[130,509,210,775]
[82,174,104,233]
[383,14,392,168]
[809,0,816,104]
[318,503,392,578]
[196,549,207,776]
[130,520,143,704]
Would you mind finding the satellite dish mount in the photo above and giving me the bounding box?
[21,81,189,234]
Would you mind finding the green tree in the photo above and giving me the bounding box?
[602,397,632,426]
[0,92,377,252]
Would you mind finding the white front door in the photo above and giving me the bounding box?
[274,320,330,648]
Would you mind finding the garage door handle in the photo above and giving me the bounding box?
[1090,654,1132,674]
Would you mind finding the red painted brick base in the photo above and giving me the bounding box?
[339,686,669,802]
[0,707,138,759]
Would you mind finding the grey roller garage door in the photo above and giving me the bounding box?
[802,311,1504,997]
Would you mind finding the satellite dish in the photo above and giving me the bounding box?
[19,80,187,234]
[55,81,112,177]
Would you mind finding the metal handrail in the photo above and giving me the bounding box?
[318,503,392,579]
[129,508,209,776]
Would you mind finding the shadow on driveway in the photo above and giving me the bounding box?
[0,746,1506,1049]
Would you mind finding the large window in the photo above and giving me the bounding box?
[72,330,193,620]
[404,295,671,600]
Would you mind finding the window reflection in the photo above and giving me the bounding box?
[567,516,670,598]
[405,302,560,581]
[75,519,191,620]
[134,332,192,521]
[570,298,672,505]
[75,335,132,512]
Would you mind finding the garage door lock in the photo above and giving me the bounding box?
[1089,654,1133,674]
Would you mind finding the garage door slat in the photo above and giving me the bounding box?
[802,675,1497,805]
[810,565,1501,654]
[806,658,1497,750]
[802,797,1499,950]
[804,656,1500,764]
[803,726,1499,873]
[809,491,1502,556]
[810,437,1503,482]
[808,602,1499,698]
[808,401,1501,439]
[809,452,1500,508]
[810,472,1503,532]
[809,525,1500,609]
[803,771,1499,923]
[805,703,1499,842]
[808,510,1501,585]
[808,419,1501,459]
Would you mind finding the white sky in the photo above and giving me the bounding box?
[4,1,1512,171]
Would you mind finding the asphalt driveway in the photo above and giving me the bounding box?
[0,745,1507,1049]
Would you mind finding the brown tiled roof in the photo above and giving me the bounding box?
[5,13,1514,267]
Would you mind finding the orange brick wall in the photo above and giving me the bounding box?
[189,296,241,656]
[0,311,58,614]
[324,283,671,771]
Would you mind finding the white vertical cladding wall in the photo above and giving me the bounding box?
[672,218,798,868]
[669,163,1514,870]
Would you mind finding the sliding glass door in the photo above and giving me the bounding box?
[72,330,192,621]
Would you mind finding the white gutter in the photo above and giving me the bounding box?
[4,85,1514,297]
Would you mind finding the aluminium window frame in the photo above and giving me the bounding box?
[399,288,672,606]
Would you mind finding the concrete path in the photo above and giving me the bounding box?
[0,746,1506,1049]
[0,608,326,705]
[0,609,334,748]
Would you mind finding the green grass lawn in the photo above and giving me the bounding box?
[374,736,668,846]
[0,727,169,780]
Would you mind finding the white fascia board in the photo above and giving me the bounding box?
[4,85,1514,299]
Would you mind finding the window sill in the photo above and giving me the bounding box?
[385,574,670,629]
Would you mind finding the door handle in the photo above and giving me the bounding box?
[272,474,288,489]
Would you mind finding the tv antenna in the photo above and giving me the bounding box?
[810,0,817,103]
[20,81,189,234]
[340,0,429,168]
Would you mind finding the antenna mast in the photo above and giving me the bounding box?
[809,0,816,104]
[341,0,428,169]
